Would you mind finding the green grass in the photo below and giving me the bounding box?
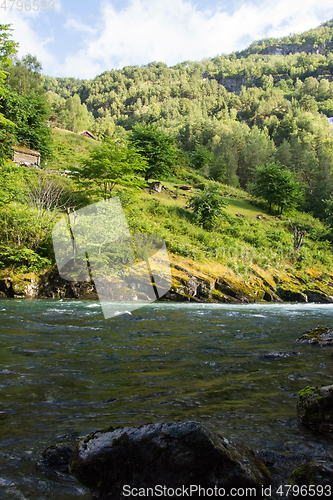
[224,198,269,219]
[45,128,100,171]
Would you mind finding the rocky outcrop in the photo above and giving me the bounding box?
[260,40,333,57]
[0,277,14,297]
[276,288,308,302]
[38,271,98,300]
[297,385,333,437]
[3,255,333,304]
[304,290,333,303]
[218,77,254,94]
[69,421,270,499]
[297,327,333,346]
[148,182,162,193]
[0,273,38,298]
[165,257,333,304]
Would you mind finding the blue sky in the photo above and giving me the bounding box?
[2,0,333,79]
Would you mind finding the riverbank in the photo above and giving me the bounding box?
[1,254,333,303]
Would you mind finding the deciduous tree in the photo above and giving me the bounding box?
[79,139,147,200]
[129,124,178,181]
[251,162,303,214]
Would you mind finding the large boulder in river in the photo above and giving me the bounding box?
[70,421,270,499]
[297,385,333,436]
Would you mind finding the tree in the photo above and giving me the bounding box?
[188,144,213,171]
[0,24,18,161]
[6,54,43,95]
[129,124,179,181]
[188,184,228,230]
[0,24,18,83]
[238,125,276,187]
[0,85,53,158]
[60,94,88,133]
[0,112,16,162]
[79,139,147,200]
[0,29,52,159]
[289,220,306,252]
[251,162,303,214]
[25,173,70,251]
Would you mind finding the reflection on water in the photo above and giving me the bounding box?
[1,300,333,498]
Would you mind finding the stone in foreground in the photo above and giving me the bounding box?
[289,460,333,487]
[297,385,333,436]
[70,421,270,499]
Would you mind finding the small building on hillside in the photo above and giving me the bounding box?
[12,146,41,166]
[79,130,95,140]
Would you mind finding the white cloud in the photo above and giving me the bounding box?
[64,17,98,35]
[1,6,58,72]
[2,0,333,78]
[52,50,103,80]
[58,0,333,78]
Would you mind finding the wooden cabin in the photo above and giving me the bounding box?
[79,130,95,140]
[12,146,41,166]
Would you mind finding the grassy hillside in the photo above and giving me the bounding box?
[125,181,331,275]
[46,128,100,171]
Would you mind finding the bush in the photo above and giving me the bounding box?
[188,184,228,230]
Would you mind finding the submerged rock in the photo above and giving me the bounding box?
[70,421,270,499]
[258,351,299,359]
[297,385,333,436]
[38,443,74,475]
[296,327,333,346]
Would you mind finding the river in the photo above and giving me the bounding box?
[1,300,333,498]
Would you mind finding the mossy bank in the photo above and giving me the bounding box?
[1,255,333,303]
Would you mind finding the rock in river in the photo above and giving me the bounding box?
[296,326,333,346]
[289,460,333,488]
[38,443,74,475]
[70,421,271,499]
[297,385,333,436]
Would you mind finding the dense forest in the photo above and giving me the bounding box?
[2,20,333,280]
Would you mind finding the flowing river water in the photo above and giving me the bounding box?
[1,299,333,499]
